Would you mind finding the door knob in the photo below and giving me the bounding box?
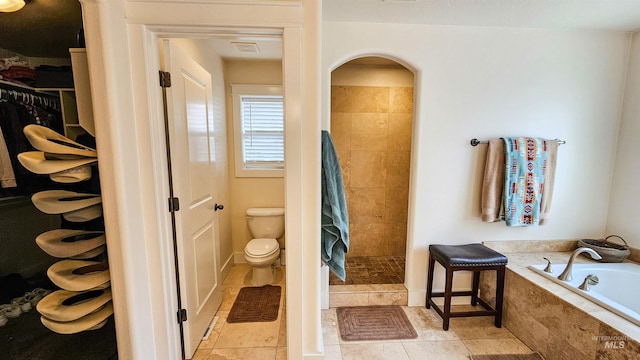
[214,203,224,211]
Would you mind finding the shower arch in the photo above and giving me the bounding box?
[328,53,419,75]
[326,53,421,290]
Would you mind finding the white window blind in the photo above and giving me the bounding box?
[240,95,284,169]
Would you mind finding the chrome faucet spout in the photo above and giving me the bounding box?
[557,247,602,281]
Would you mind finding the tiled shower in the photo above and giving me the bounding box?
[329,65,413,285]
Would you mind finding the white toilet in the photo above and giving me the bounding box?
[244,207,285,286]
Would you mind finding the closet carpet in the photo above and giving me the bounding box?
[0,310,117,360]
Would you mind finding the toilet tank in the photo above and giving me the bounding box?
[246,208,285,239]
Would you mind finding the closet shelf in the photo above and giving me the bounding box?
[35,87,74,92]
[0,79,85,139]
[0,79,73,93]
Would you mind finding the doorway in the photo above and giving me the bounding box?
[329,56,415,286]
[79,1,320,358]
[160,39,223,359]
[158,35,285,359]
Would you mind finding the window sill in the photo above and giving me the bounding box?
[235,168,284,178]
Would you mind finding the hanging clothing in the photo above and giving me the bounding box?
[0,102,28,171]
[0,125,16,188]
[0,97,63,196]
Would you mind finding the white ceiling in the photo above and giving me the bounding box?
[227,0,640,61]
[206,36,282,61]
[5,0,640,59]
[0,0,82,58]
[323,0,640,32]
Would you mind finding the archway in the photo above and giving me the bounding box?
[328,56,415,291]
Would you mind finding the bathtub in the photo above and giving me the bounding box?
[528,262,640,326]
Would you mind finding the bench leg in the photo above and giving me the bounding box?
[495,266,505,328]
[425,254,435,309]
[443,267,454,330]
[471,271,480,306]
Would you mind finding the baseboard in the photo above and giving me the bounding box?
[233,252,246,264]
[408,290,425,306]
[408,290,472,307]
[302,353,325,359]
[220,253,234,281]
[320,265,329,309]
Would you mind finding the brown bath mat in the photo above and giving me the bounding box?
[336,305,418,341]
[226,285,281,323]
[471,353,545,360]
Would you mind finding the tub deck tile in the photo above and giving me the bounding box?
[481,248,640,360]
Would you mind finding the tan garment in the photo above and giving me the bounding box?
[0,126,17,188]
[539,140,558,225]
[481,139,505,222]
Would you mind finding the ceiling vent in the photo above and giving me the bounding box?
[231,42,260,54]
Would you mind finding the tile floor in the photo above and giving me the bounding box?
[192,264,287,360]
[322,304,535,360]
[329,256,405,285]
[193,264,534,360]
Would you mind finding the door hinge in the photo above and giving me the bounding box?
[177,308,187,323]
[159,71,172,88]
[168,197,180,212]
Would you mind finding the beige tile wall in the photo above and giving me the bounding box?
[480,268,640,360]
[330,85,413,257]
[505,271,640,360]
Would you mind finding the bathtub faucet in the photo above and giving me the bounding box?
[557,247,602,281]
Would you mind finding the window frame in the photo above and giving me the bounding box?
[231,84,284,178]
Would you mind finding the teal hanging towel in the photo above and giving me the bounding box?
[320,130,349,281]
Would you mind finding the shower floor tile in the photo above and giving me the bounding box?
[329,256,405,285]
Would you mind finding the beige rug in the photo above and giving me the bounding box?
[226,285,281,323]
[336,305,418,341]
[471,353,545,360]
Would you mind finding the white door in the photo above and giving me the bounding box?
[161,40,222,359]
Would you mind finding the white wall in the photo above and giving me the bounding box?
[170,38,234,271]
[322,22,630,304]
[82,1,320,358]
[223,59,285,256]
[607,32,640,248]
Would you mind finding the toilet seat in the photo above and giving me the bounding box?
[245,238,279,257]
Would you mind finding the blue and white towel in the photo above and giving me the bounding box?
[321,131,349,281]
[503,137,549,226]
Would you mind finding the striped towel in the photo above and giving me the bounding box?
[503,137,549,226]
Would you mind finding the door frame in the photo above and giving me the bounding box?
[160,39,224,359]
[323,51,423,306]
[325,54,418,298]
[80,1,321,359]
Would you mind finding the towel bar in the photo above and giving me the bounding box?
[470,138,565,146]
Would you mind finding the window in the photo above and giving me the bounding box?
[232,85,284,177]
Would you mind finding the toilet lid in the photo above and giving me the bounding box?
[246,208,284,216]
[245,238,279,257]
